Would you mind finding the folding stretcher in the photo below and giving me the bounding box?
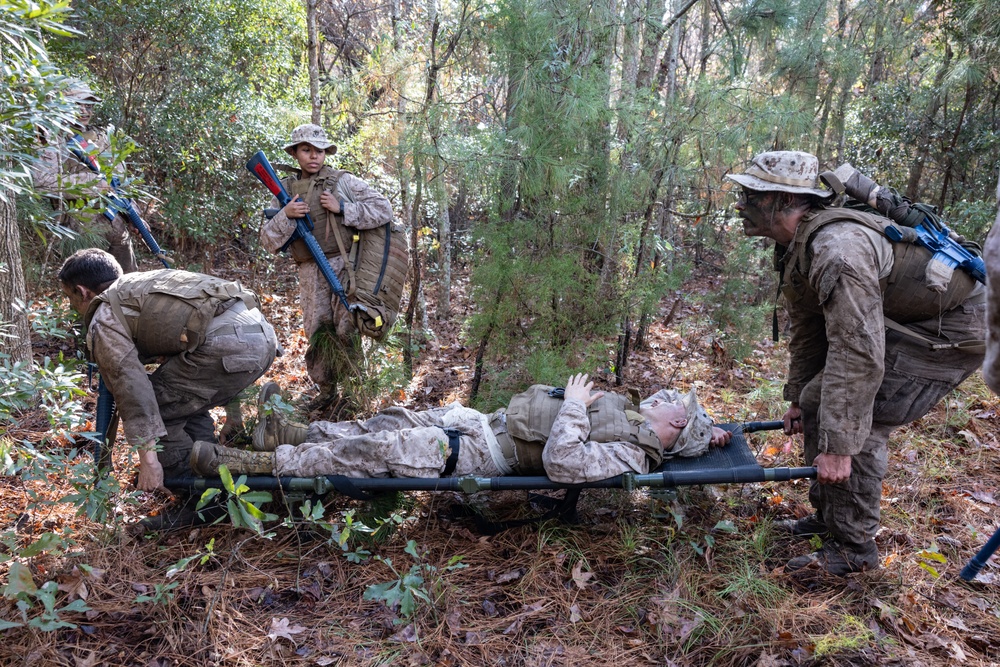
[160,421,816,526]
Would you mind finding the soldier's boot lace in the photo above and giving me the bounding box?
[253,381,308,452]
[190,441,275,477]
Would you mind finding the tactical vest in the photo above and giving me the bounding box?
[282,166,352,264]
[779,208,976,324]
[504,385,663,475]
[279,165,409,341]
[84,270,260,361]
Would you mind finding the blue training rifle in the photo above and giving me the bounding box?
[245,150,354,312]
[67,135,170,269]
[821,163,986,284]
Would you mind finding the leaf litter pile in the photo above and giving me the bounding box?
[3,250,1000,666]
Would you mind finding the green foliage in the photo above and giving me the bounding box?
[0,0,79,197]
[1,565,90,631]
[0,354,87,430]
[49,0,308,246]
[363,539,467,623]
[134,539,217,605]
[197,465,279,535]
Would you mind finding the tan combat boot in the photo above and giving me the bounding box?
[252,381,309,451]
[190,441,275,477]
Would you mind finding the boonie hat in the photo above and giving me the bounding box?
[283,124,337,156]
[65,79,101,104]
[641,387,714,458]
[726,151,833,198]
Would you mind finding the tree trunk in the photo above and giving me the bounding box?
[307,0,322,124]
[905,42,951,201]
[0,196,31,364]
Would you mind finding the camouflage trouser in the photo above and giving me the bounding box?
[62,210,137,273]
[799,296,986,548]
[150,307,277,476]
[298,259,361,393]
[984,221,1000,393]
[274,405,505,479]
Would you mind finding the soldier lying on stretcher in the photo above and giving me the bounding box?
[189,374,731,483]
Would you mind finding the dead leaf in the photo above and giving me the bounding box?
[73,651,99,667]
[268,617,306,643]
[58,571,89,601]
[494,569,524,584]
[391,624,418,642]
[571,561,594,589]
[970,490,998,505]
[445,609,462,636]
[569,604,583,623]
[945,616,969,631]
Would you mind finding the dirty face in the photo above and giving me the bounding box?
[75,103,95,127]
[61,282,92,315]
[735,188,780,239]
[291,143,327,176]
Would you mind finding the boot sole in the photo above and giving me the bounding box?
[190,440,217,477]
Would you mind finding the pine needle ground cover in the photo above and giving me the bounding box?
[2,258,999,667]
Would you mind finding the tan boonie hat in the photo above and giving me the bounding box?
[641,387,714,458]
[283,123,337,156]
[65,79,101,104]
[726,151,833,198]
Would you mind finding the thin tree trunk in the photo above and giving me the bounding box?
[0,196,31,364]
[307,0,322,124]
[403,161,423,378]
[938,79,975,210]
[906,42,951,200]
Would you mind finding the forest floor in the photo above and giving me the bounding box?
[3,245,1000,667]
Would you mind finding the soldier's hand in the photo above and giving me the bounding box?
[137,449,170,494]
[709,426,731,448]
[814,453,851,484]
[782,403,803,435]
[319,191,341,213]
[563,373,604,408]
[282,197,310,220]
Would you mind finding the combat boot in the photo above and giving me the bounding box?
[784,539,880,576]
[773,513,830,539]
[253,381,309,451]
[190,441,275,477]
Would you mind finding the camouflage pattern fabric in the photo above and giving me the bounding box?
[260,171,392,389]
[88,300,277,476]
[274,398,653,483]
[30,127,137,272]
[782,216,985,547]
[984,192,1000,394]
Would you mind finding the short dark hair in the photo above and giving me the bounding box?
[57,248,122,292]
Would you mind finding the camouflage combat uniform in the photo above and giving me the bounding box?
[260,169,393,391]
[31,128,138,273]
[86,271,278,476]
[984,206,1000,394]
[274,398,658,482]
[779,215,986,550]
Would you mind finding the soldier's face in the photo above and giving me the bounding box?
[735,188,778,238]
[75,103,95,126]
[61,282,92,315]
[292,143,327,176]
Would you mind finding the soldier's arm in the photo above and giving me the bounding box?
[88,305,168,455]
[335,173,394,230]
[259,194,297,254]
[540,399,647,483]
[808,227,886,457]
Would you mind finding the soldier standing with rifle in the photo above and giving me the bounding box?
[31,79,138,273]
[728,151,986,576]
[259,124,394,415]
